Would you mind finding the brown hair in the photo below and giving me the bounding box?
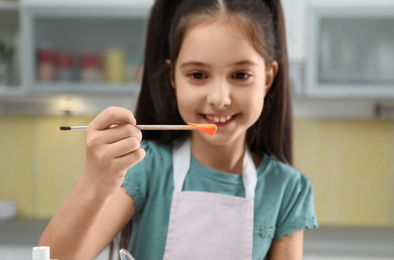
[111,0,292,257]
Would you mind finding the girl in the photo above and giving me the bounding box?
[39,0,318,259]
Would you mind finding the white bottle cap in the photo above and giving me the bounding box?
[32,246,50,260]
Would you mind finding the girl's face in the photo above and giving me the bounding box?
[171,18,277,147]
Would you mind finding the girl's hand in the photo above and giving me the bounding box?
[81,106,146,197]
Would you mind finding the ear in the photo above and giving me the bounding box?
[165,59,176,89]
[265,61,278,92]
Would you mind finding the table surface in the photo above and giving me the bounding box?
[1,218,394,257]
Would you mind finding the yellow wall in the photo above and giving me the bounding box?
[294,119,394,227]
[0,115,34,216]
[1,115,393,227]
[0,115,92,218]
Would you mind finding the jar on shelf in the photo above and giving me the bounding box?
[104,48,125,83]
[79,53,102,82]
[37,48,55,82]
[55,52,75,82]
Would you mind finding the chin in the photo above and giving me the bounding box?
[194,131,242,148]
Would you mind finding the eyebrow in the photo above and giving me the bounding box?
[179,61,208,68]
[179,60,258,69]
[232,60,258,67]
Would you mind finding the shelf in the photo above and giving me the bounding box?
[0,88,139,116]
[29,82,141,94]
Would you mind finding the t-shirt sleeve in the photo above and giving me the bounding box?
[122,141,152,211]
[274,173,318,241]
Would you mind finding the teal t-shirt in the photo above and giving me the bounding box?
[122,140,318,260]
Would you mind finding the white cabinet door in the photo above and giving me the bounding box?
[306,4,394,98]
[282,0,308,61]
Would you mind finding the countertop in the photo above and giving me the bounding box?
[304,226,394,257]
[0,218,48,246]
[1,219,394,257]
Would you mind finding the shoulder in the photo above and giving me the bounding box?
[258,155,312,192]
[255,155,318,234]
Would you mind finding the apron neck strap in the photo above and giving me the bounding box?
[172,138,257,200]
[172,138,191,193]
[242,148,257,201]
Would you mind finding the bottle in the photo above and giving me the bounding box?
[37,48,56,82]
[32,246,50,260]
[80,53,102,82]
[55,52,75,82]
[104,48,125,83]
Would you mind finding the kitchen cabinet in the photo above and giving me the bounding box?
[2,0,394,117]
[306,1,394,98]
[0,0,153,115]
[282,0,308,62]
[22,6,149,94]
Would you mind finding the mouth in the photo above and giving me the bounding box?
[204,114,235,125]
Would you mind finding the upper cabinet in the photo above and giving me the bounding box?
[306,1,394,98]
[282,0,308,61]
[2,0,394,117]
[22,0,153,94]
[1,0,153,96]
[22,8,148,94]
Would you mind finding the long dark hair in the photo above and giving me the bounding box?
[111,0,292,257]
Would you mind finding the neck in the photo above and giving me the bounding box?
[190,135,246,175]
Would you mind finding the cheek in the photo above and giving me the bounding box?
[174,86,199,120]
[242,89,265,121]
[251,97,265,119]
[176,87,195,106]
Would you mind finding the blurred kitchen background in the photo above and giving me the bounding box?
[1,0,394,259]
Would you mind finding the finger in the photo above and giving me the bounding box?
[89,107,136,131]
[102,124,142,145]
[106,136,141,159]
[115,148,146,172]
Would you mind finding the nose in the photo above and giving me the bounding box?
[206,80,231,108]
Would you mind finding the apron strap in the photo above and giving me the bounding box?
[172,138,257,200]
[243,148,257,201]
[172,138,191,192]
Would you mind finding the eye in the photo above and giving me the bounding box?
[232,72,252,80]
[190,72,207,80]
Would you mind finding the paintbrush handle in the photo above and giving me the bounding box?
[137,125,194,130]
[62,125,195,131]
[69,126,87,130]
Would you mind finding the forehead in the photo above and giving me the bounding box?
[178,14,264,59]
[186,14,253,41]
[177,17,265,65]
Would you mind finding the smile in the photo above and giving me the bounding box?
[206,114,233,123]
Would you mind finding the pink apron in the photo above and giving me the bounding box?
[163,138,257,260]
